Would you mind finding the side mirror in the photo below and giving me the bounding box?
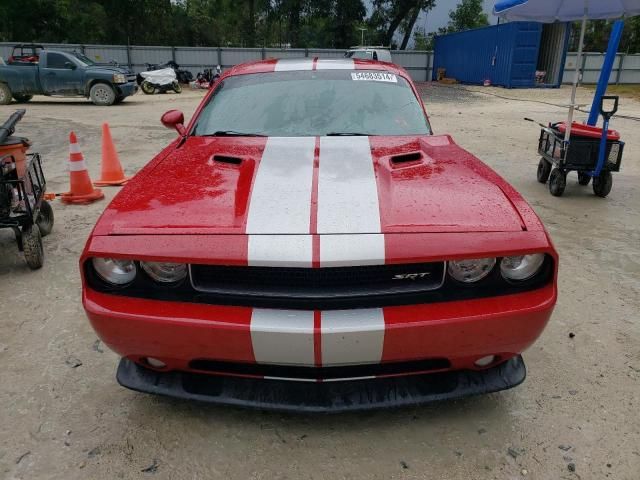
[161,110,186,137]
[64,61,76,70]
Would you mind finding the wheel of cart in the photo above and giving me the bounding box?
[0,109,54,269]
[536,96,624,198]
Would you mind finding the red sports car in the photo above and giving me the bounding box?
[81,58,558,412]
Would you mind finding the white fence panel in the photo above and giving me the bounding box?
[1,43,638,85]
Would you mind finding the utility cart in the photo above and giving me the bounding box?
[536,96,625,198]
[0,110,54,269]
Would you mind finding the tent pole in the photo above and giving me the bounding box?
[587,19,625,126]
[564,15,587,144]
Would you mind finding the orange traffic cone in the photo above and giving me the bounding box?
[60,132,104,205]
[94,123,129,186]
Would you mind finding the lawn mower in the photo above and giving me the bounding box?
[0,109,54,269]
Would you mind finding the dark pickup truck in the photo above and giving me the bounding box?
[0,49,138,106]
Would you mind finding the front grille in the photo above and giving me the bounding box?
[85,256,554,310]
[188,358,451,382]
[190,262,445,308]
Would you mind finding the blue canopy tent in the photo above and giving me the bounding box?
[494,0,640,142]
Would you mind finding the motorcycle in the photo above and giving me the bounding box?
[138,68,182,95]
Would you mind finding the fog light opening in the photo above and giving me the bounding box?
[474,355,496,368]
[144,357,167,369]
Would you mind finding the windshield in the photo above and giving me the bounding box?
[72,52,95,66]
[192,70,430,137]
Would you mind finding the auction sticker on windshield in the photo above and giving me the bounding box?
[351,72,398,83]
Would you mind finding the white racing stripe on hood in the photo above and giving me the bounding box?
[317,136,381,233]
[318,136,384,266]
[246,137,315,234]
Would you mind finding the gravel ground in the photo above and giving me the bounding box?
[0,84,639,480]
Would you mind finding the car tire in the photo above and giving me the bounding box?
[537,158,551,183]
[141,81,156,95]
[577,172,591,186]
[592,171,613,198]
[0,83,12,105]
[12,93,33,103]
[22,224,44,270]
[89,82,116,106]
[173,81,182,93]
[36,200,54,237]
[549,168,566,197]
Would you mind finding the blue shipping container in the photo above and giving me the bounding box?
[433,22,569,88]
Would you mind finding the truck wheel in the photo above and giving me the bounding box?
[141,81,156,95]
[13,93,33,103]
[593,171,612,198]
[89,82,116,106]
[36,200,54,237]
[22,224,44,270]
[537,158,551,183]
[548,168,566,197]
[0,83,12,105]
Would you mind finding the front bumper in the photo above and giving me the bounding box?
[116,82,138,97]
[85,284,555,373]
[117,355,526,413]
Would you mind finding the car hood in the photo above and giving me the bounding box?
[86,65,131,75]
[98,135,526,235]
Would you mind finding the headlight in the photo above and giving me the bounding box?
[448,258,496,283]
[500,254,545,281]
[92,258,137,285]
[112,73,126,84]
[140,261,188,283]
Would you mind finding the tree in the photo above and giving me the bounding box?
[413,27,433,50]
[439,0,489,35]
[369,0,436,48]
[574,18,640,53]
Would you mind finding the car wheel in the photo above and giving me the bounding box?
[36,200,54,237]
[173,81,182,94]
[537,158,551,183]
[141,81,156,95]
[22,224,44,270]
[89,82,116,106]
[0,83,12,105]
[12,93,33,103]
[577,172,591,186]
[548,168,566,197]
[592,171,613,198]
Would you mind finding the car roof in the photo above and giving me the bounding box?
[226,57,407,77]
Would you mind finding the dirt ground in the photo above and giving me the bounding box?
[0,84,639,480]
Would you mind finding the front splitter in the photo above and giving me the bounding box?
[116,356,526,413]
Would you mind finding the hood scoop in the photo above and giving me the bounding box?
[389,151,424,167]
[212,154,243,165]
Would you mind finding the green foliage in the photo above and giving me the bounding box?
[438,0,489,35]
[368,0,436,48]
[571,18,640,53]
[0,0,368,48]
[413,27,433,50]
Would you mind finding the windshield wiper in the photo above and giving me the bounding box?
[204,130,267,137]
[325,132,371,136]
